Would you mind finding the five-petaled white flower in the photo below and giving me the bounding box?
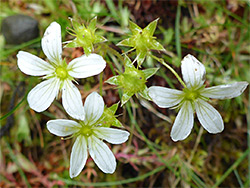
[148,54,248,142]
[47,92,130,178]
[17,22,106,120]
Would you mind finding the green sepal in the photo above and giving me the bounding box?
[150,40,166,51]
[94,35,107,43]
[142,67,159,79]
[139,85,151,101]
[109,102,119,113]
[72,19,84,30]
[64,40,78,48]
[144,18,159,37]
[124,55,134,68]
[121,91,134,106]
[136,49,147,67]
[98,103,123,128]
[105,75,120,86]
[129,20,142,34]
[88,16,97,31]
[117,38,133,47]
[83,43,93,56]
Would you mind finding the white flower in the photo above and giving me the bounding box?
[47,92,130,178]
[17,22,106,120]
[148,54,248,142]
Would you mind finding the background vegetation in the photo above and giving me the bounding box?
[0,0,249,187]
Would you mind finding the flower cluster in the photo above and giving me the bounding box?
[17,18,248,179]
[47,92,129,178]
[148,54,248,141]
[17,21,130,178]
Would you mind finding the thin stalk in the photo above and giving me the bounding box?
[150,54,186,88]
[233,169,243,188]
[99,71,103,96]
[53,165,165,186]
[212,148,249,188]
[5,140,31,188]
[175,5,182,59]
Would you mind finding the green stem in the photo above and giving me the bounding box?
[175,5,182,59]
[53,165,165,186]
[99,71,103,96]
[5,140,31,188]
[212,148,250,188]
[150,54,186,88]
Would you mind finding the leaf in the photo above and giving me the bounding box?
[105,75,120,86]
[94,35,107,43]
[64,40,79,48]
[89,16,97,31]
[142,67,159,80]
[139,86,151,101]
[136,49,147,67]
[144,18,159,36]
[121,91,134,106]
[150,40,165,51]
[109,102,119,114]
[124,55,133,68]
[116,38,133,47]
[129,20,142,34]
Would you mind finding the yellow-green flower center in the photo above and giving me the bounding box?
[79,124,93,137]
[56,67,68,80]
[183,88,200,101]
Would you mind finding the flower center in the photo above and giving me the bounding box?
[183,88,200,101]
[79,125,93,137]
[56,67,68,80]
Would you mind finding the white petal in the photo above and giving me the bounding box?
[41,22,62,64]
[70,135,88,178]
[170,101,194,142]
[17,51,54,76]
[84,92,104,125]
[181,54,206,88]
[62,80,85,121]
[93,127,130,144]
[68,54,106,78]
[148,86,183,108]
[47,119,80,137]
[88,136,116,174]
[195,99,224,133]
[27,78,60,112]
[201,82,249,99]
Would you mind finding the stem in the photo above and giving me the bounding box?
[150,54,186,88]
[175,5,182,59]
[99,71,103,96]
[212,148,249,188]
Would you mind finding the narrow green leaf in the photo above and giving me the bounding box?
[105,75,120,86]
[142,67,159,80]
[109,102,119,113]
[64,40,78,48]
[88,16,97,31]
[0,93,27,121]
[121,91,134,106]
[150,40,166,51]
[117,38,133,47]
[136,49,147,67]
[139,86,151,101]
[175,5,182,58]
[124,55,133,68]
[129,20,142,34]
[94,35,107,43]
[144,18,159,36]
